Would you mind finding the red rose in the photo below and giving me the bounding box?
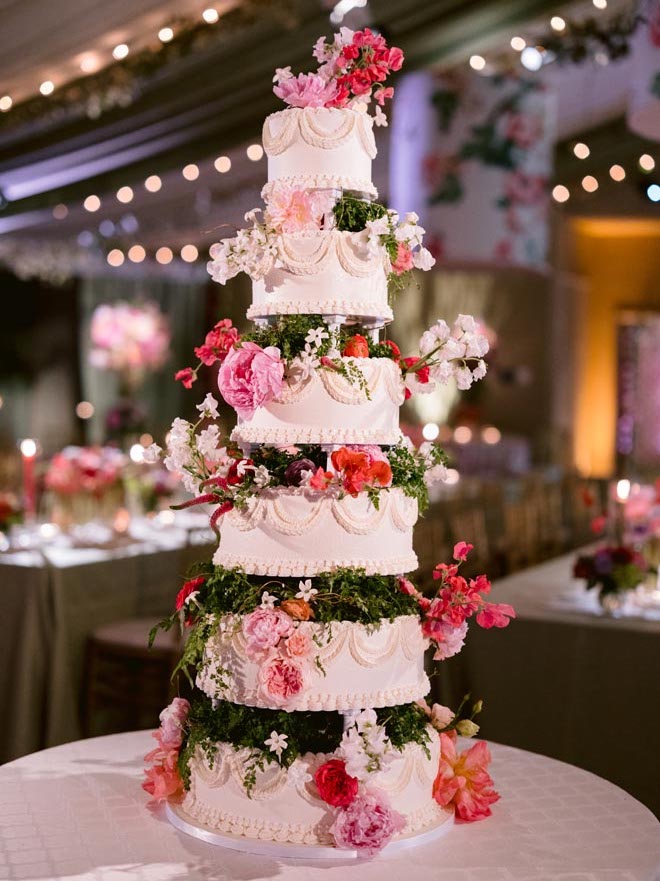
[314,759,359,807]
[342,334,370,358]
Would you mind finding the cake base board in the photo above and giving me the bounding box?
[165,802,453,860]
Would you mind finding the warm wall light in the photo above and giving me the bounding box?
[639,154,655,172]
[116,186,134,203]
[609,164,626,182]
[181,244,199,262]
[144,175,162,192]
[214,156,231,173]
[107,249,125,267]
[155,246,173,264]
[552,185,570,203]
[582,175,598,192]
[573,142,590,159]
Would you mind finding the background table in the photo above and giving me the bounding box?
[436,550,660,817]
[0,731,658,881]
[0,524,214,763]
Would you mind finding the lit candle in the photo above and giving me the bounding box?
[19,438,38,522]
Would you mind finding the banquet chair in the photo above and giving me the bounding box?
[83,618,186,738]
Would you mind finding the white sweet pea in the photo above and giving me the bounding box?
[237,459,254,477]
[404,212,419,224]
[253,465,271,489]
[142,443,162,464]
[196,425,221,458]
[338,26,355,46]
[296,579,318,601]
[472,360,488,380]
[264,731,288,758]
[455,313,477,334]
[413,247,435,271]
[287,761,313,787]
[455,365,474,391]
[196,393,220,420]
[260,591,278,609]
[424,463,449,486]
[374,105,388,127]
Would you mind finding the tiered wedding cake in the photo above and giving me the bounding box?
[144,29,514,858]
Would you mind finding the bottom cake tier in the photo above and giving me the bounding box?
[177,732,449,850]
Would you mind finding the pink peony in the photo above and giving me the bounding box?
[331,788,406,856]
[217,342,284,419]
[433,732,500,821]
[391,242,414,275]
[243,607,294,657]
[157,697,190,750]
[259,655,305,704]
[265,184,332,233]
[274,73,339,108]
[142,749,182,801]
[285,629,313,658]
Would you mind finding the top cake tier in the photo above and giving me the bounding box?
[262,107,377,198]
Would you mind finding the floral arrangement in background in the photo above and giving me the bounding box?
[273,28,403,125]
[573,545,649,609]
[89,301,171,376]
[174,314,489,413]
[0,492,22,531]
[45,446,127,498]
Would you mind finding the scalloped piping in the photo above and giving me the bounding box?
[267,358,405,408]
[246,300,393,322]
[261,175,377,200]
[231,425,402,445]
[268,230,388,279]
[210,551,419,577]
[263,108,376,159]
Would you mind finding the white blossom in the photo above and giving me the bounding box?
[472,360,488,381]
[455,365,474,391]
[264,731,288,758]
[273,66,293,83]
[196,425,221,458]
[142,443,162,464]
[413,246,435,271]
[374,105,388,127]
[253,465,271,489]
[260,591,278,609]
[305,327,329,349]
[196,393,220,420]
[296,579,318,601]
[287,760,313,787]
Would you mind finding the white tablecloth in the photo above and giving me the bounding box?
[0,731,658,881]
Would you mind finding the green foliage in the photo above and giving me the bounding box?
[178,697,432,790]
[333,195,388,232]
[242,314,331,361]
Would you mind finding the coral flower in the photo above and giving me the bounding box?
[433,732,500,821]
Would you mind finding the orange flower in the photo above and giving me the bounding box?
[280,598,315,620]
[342,334,370,358]
[331,447,393,496]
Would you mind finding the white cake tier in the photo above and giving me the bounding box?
[182,733,450,846]
[213,487,418,577]
[231,357,403,447]
[263,107,376,193]
[246,230,392,323]
[197,615,429,712]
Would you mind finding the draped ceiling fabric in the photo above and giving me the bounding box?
[390,70,555,272]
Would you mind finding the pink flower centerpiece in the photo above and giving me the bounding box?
[90,301,170,376]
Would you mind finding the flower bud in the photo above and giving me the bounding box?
[456,719,480,738]
[472,700,483,715]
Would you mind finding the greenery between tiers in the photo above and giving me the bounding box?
[152,566,421,685]
[177,697,431,790]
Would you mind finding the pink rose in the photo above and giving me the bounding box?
[259,655,305,705]
[157,697,190,749]
[243,607,293,658]
[273,73,339,108]
[391,242,414,275]
[285,629,312,658]
[331,788,406,855]
[142,750,182,802]
[433,732,500,821]
[218,342,284,419]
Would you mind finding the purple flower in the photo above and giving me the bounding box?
[284,458,316,487]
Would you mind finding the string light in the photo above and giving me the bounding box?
[79,55,99,73]
[202,8,219,23]
[246,144,264,161]
[573,142,590,159]
[609,165,625,182]
[158,26,174,42]
[144,174,162,192]
[592,0,607,8]
[469,55,486,71]
[155,247,173,265]
[107,249,125,266]
[482,426,502,445]
[454,426,473,444]
[99,219,115,237]
[181,244,198,262]
[128,245,146,263]
[582,175,598,193]
[116,185,134,203]
[648,184,660,203]
[75,401,95,419]
[52,203,69,219]
[112,44,129,60]
[422,423,440,441]
[83,195,101,212]
[182,163,199,180]
[520,47,543,71]
[550,16,566,31]
[510,37,526,51]
[639,154,655,172]
[139,433,153,446]
[39,80,55,96]
[552,185,570,203]
[214,156,231,173]
[0,96,11,111]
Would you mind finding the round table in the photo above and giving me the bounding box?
[1,731,658,881]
